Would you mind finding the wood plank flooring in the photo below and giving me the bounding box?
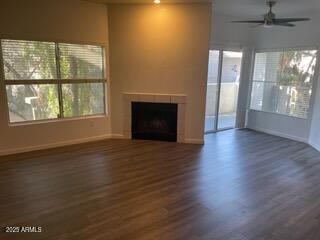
[1,129,320,240]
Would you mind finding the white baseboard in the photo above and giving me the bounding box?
[184,138,204,144]
[0,134,113,156]
[110,134,125,139]
[248,126,308,143]
[309,141,320,152]
[2,129,316,156]
[0,133,204,156]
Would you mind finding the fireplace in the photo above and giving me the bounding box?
[131,102,178,142]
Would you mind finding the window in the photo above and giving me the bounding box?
[250,50,317,118]
[1,39,106,123]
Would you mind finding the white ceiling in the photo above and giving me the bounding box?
[86,0,211,4]
[84,0,320,19]
[214,0,320,18]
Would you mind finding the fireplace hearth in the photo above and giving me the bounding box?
[131,102,178,142]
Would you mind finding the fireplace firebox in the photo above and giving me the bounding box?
[131,102,178,142]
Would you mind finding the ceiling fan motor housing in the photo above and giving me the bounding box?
[264,12,275,24]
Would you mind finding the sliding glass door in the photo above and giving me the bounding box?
[205,50,243,133]
[204,50,220,132]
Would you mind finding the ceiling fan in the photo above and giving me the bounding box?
[232,1,310,28]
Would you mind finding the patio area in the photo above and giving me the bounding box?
[205,114,236,132]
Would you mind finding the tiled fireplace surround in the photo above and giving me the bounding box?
[123,93,187,143]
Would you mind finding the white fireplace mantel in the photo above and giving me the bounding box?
[122,93,186,143]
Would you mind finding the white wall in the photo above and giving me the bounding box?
[310,91,320,151]
[247,110,312,142]
[108,3,212,142]
[211,13,253,49]
[0,0,111,155]
[310,62,320,150]
[252,12,320,49]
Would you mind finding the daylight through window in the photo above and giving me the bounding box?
[1,39,106,123]
[250,50,317,118]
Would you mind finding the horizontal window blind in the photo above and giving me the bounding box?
[1,39,106,123]
[58,43,104,80]
[250,50,317,119]
[62,83,105,118]
[253,52,282,83]
[1,39,57,80]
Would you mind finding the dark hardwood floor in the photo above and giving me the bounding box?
[1,129,320,240]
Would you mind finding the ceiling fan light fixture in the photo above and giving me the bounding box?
[264,23,273,28]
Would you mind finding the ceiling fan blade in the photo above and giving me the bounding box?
[251,23,265,28]
[273,22,295,27]
[232,20,265,24]
[274,18,310,23]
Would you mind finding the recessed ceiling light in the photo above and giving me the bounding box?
[154,0,161,4]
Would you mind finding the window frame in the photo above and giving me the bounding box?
[0,38,108,126]
[248,47,319,120]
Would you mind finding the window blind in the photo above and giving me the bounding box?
[250,50,317,118]
[58,43,104,80]
[1,39,106,123]
[1,39,57,80]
